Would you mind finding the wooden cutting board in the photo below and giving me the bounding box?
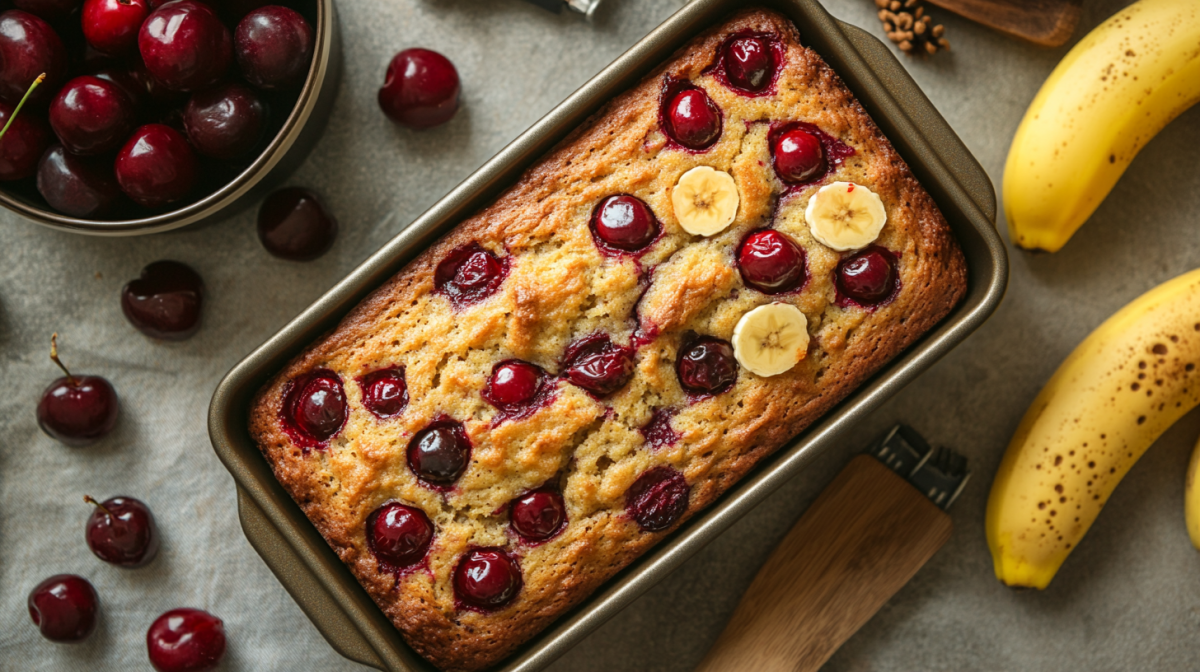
[925,0,1082,46]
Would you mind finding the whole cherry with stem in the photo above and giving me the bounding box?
[84,494,160,568]
[36,333,119,447]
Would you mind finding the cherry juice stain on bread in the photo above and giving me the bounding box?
[248,9,966,671]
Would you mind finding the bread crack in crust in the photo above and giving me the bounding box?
[249,8,966,671]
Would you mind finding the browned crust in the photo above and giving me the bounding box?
[248,8,967,672]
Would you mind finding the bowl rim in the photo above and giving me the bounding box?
[1,0,337,237]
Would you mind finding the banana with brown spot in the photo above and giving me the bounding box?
[987,267,1200,588]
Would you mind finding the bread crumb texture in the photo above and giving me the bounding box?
[248,8,966,672]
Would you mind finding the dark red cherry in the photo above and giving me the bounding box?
[483,360,543,410]
[0,10,67,107]
[256,187,338,261]
[625,466,689,532]
[453,548,521,611]
[82,0,151,56]
[183,82,265,159]
[676,336,736,396]
[234,5,313,90]
[836,246,899,306]
[367,502,433,570]
[37,334,119,447]
[407,419,470,486]
[641,408,679,450]
[590,194,660,253]
[0,101,51,180]
[14,0,82,22]
[84,495,159,568]
[378,48,460,130]
[358,367,407,418]
[121,260,203,340]
[91,66,149,110]
[38,145,123,217]
[49,76,137,156]
[146,608,225,672]
[665,87,721,150]
[510,488,566,542]
[723,36,775,92]
[434,243,507,308]
[283,370,347,445]
[128,55,190,109]
[562,334,633,398]
[138,0,232,92]
[737,229,806,294]
[772,127,825,183]
[27,574,98,643]
[115,124,197,208]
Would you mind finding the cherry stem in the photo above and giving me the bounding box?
[84,495,114,518]
[49,333,77,386]
[0,73,45,144]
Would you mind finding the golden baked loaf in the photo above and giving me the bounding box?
[249,8,967,671]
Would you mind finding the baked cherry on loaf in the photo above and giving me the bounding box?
[249,8,966,671]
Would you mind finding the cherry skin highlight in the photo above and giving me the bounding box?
[234,5,313,90]
[454,548,522,611]
[625,466,690,532]
[772,127,825,183]
[562,334,634,398]
[0,10,67,106]
[146,608,226,672]
[378,48,460,129]
[82,0,151,56]
[407,419,471,486]
[483,360,543,410]
[367,502,433,571]
[737,229,806,294]
[256,187,338,261]
[676,336,737,396]
[0,101,51,180]
[283,370,348,445]
[121,260,204,340]
[665,87,721,150]
[84,495,159,568]
[590,194,659,253]
[115,124,198,208]
[836,246,899,306]
[359,367,408,418]
[27,574,99,643]
[182,82,266,159]
[138,0,232,91]
[37,145,123,218]
[510,488,566,543]
[37,335,119,447]
[49,75,137,156]
[433,243,507,308]
[723,35,775,92]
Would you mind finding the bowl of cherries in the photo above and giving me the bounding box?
[0,0,340,235]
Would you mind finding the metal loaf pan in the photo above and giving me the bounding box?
[208,0,1008,669]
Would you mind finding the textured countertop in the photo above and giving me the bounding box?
[3,0,1199,669]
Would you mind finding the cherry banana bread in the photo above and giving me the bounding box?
[249,8,967,671]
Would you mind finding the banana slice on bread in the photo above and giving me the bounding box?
[673,166,739,236]
[805,181,886,251]
[732,303,809,377]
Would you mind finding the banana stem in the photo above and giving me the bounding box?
[0,73,46,144]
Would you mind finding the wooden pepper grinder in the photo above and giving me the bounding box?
[696,426,969,672]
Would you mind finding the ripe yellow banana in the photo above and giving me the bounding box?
[987,268,1200,588]
[1003,0,1200,253]
[1185,434,1200,549]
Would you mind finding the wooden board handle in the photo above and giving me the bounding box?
[695,455,953,672]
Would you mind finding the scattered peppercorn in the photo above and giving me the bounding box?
[873,0,949,56]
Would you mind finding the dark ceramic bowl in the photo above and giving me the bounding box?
[0,0,342,236]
